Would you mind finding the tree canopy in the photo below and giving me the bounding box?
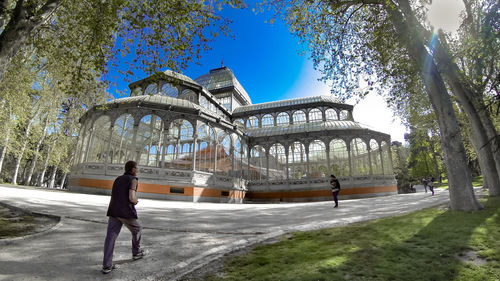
[261,0,500,210]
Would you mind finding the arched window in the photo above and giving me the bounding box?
[110,114,135,164]
[196,124,215,173]
[288,141,306,179]
[249,145,267,180]
[325,108,338,121]
[180,89,196,102]
[351,138,369,176]
[246,116,259,128]
[339,110,349,120]
[131,87,142,96]
[309,109,323,123]
[276,112,290,126]
[292,110,307,125]
[261,114,274,127]
[199,95,208,108]
[309,140,327,178]
[269,143,287,180]
[87,115,111,163]
[370,139,382,175]
[136,115,164,167]
[160,82,178,98]
[209,102,216,113]
[381,141,393,175]
[329,139,349,177]
[144,83,158,95]
[165,119,193,170]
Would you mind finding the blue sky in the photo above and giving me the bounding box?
[107,4,419,142]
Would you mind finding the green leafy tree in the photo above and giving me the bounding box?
[391,141,412,193]
[0,0,243,86]
[263,0,488,210]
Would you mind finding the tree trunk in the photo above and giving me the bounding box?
[0,0,60,82]
[59,150,75,189]
[12,116,35,185]
[388,0,482,210]
[47,165,57,189]
[0,120,11,175]
[36,169,45,187]
[25,117,49,185]
[391,3,500,196]
[38,138,56,187]
[59,172,67,189]
[433,33,500,196]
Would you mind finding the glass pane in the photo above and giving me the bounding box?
[87,116,111,163]
[309,140,326,178]
[293,110,306,125]
[330,139,349,176]
[144,83,157,95]
[261,114,274,127]
[277,112,290,126]
[370,139,382,175]
[351,138,369,176]
[309,109,323,123]
[325,108,338,121]
[111,114,135,164]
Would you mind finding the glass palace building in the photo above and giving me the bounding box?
[69,67,396,203]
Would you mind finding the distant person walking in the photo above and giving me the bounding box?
[428,176,435,196]
[422,178,428,193]
[330,174,341,208]
[102,161,145,274]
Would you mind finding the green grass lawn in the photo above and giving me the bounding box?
[0,205,37,238]
[199,196,500,281]
[0,204,59,239]
[438,176,483,190]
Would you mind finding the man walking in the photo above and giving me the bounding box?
[102,160,145,274]
[330,174,341,208]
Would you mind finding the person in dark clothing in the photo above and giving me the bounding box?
[428,176,435,196]
[330,174,341,208]
[102,161,144,274]
[422,178,428,193]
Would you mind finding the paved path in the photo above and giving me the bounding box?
[0,185,450,281]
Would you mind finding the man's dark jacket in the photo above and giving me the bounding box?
[107,173,138,219]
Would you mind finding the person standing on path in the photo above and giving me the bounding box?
[422,178,428,193]
[428,176,435,196]
[330,174,341,208]
[102,160,145,274]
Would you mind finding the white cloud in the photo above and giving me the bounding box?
[427,0,465,33]
[348,94,407,143]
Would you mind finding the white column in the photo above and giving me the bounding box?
[132,124,139,162]
[367,146,373,175]
[192,135,197,171]
[213,142,218,175]
[161,129,168,168]
[266,149,270,180]
[326,142,331,175]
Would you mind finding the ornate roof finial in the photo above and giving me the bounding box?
[221,59,224,68]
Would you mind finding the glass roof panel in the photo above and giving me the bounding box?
[233,95,343,114]
[105,95,217,117]
[244,120,371,138]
